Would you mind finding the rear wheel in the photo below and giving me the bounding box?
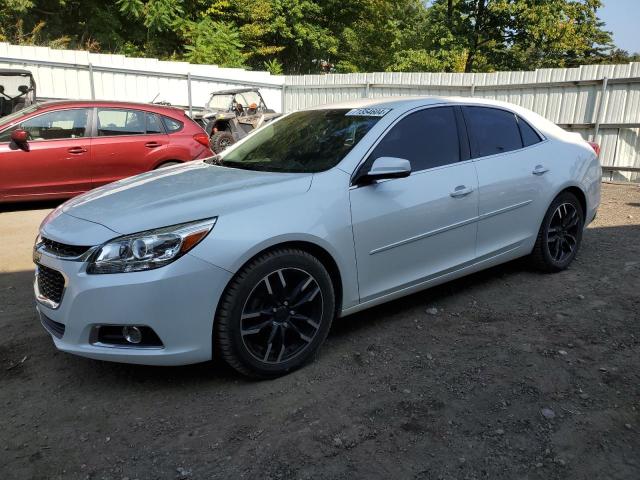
[211,131,235,153]
[529,192,584,272]
[215,249,335,378]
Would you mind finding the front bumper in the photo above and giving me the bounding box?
[34,251,232,366]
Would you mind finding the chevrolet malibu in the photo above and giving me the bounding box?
[33,97,601,377]
[0,100,213,202]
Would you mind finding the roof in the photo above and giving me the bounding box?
[307,95,565,136]
[31,99,185,112]
[210,88,260,95]
[307,95,539,116]
[0,69,34,76]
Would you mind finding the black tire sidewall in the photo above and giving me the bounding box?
[539,192,584,270]
[211,132,234,153]
[219,251,335,377]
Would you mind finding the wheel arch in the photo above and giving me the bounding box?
[152,159,183,169]
[217,240,344,319]
[555,184,587,219]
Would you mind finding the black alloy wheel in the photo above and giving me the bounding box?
[530,191,584,272]
[240,268,323,364]
[215,248,335,378]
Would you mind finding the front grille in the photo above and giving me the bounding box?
[40,313,65,339]
[37,264,65,305]
[41,237,90,259]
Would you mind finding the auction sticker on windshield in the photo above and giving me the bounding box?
[345,108,391,117]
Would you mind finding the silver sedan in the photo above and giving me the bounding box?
[34,96,601,377]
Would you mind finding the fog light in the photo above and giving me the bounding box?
[122,326,142,344]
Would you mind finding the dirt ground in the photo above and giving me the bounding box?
[0,183,638,480]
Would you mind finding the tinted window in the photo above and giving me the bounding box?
[0,108,90,142]
[220,109,381,173]
[162,116,183,132]
[464,107,523,158]
[368,107,460,171]
[97,109,145,136]
[146,113,165,134]
[517,116,542,147]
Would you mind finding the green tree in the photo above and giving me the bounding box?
[428,0,613,72]
[181,18,246,67]
[0,0,622,74]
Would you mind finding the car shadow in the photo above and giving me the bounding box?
[0,199,64,213]
[0,223,638,386]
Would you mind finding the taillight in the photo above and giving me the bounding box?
[193,133,210,147]
[587,141,601,157]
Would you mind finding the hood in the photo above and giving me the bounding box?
[61,161,312,235]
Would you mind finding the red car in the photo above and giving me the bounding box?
[0,100,213,202]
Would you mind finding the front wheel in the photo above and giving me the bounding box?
[215,249,335,378]
[529,192,584,272]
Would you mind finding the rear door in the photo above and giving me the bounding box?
[0,108,92,200]
[90,108,169,187]
[463,106,549,258]
[349,106,479,302]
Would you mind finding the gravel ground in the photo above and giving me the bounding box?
[0,183,639,480]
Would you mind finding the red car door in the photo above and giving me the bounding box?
[0,108,92,201]
[90,108,170,187]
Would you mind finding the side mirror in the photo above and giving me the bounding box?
[11,129,30,151]
[354,157,411,185]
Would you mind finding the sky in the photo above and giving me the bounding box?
[599,0,640,53]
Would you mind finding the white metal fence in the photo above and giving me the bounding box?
[0,43,284,115]
[285,64,640,181]
[1,43,639,181]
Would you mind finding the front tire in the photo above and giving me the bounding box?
[215,249,335,378]
[529,192,584,272]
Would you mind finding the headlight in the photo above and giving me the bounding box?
[87,218,216,274]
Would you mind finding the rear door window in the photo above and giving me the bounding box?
[463,107,523,158]
[146,113,165,134]
[97,109,146,136]
[368,106,461,172]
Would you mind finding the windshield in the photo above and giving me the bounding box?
[207,94,233,110]
[219,109,383,173]
[0,103,39,126]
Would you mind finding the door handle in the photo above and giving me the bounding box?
[532,165,549,176]
[67,147,87,154]
[450,185,474,198]
[145,142,161,148]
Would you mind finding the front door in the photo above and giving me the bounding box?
[0,108,92,200]
[349,106,479,303]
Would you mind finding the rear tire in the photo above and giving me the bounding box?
[529,192,584,272]
[215,248,335,378]
[211,131,235,153]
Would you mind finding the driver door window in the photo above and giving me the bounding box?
[0,108,90,142]
[367,106,461,172]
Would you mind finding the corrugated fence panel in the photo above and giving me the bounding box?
[285,62,640,181]
[0,42,638,180]
[0,42,284,111]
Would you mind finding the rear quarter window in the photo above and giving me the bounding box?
[517,116,543,147]
[162,116,184,133]
[464,106,523,158]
